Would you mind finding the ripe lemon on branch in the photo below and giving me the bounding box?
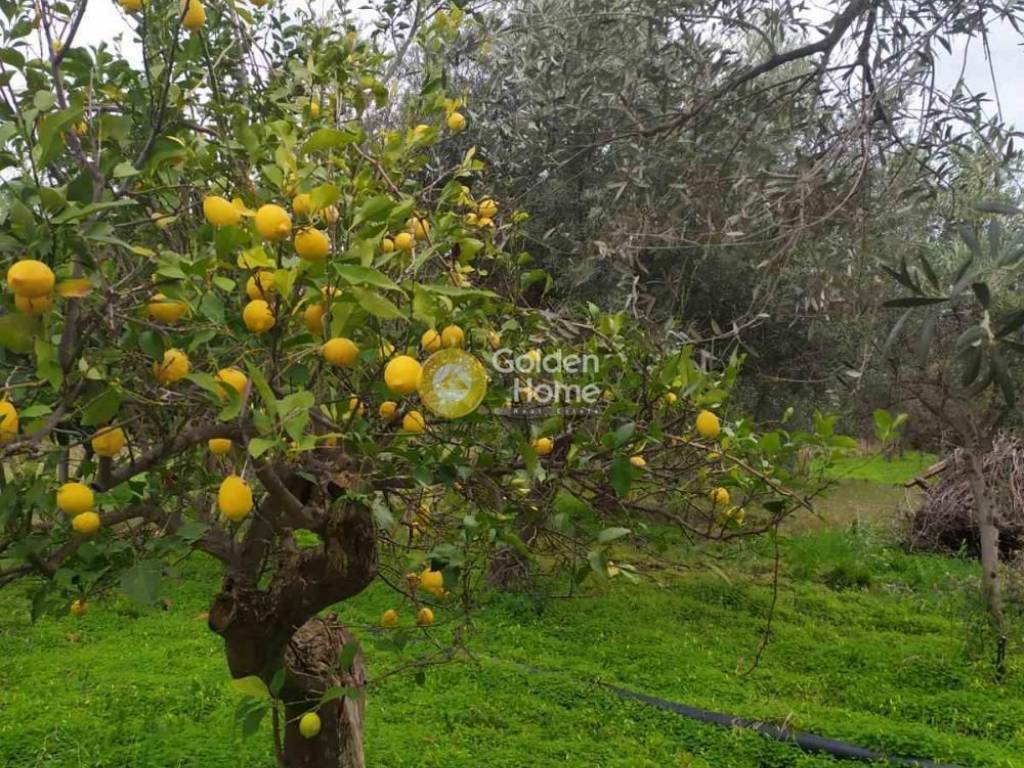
[696,409,721,439]
[57,482,93,515]
[254,204,292,241]
[218,475,253,522]
[384,356,422,395]
[153,348,190,384]
[91,426,126,458]
[202,195,241,227]
[6,259,55,298]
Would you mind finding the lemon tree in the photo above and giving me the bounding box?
[0,3,844,765]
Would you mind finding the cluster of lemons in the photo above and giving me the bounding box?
[379,567,444,629]
[55,482,102,537]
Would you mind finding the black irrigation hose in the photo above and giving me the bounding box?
[604,685,964,768]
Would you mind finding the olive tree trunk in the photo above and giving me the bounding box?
[966,449,1008,675]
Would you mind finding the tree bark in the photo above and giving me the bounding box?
[281,615,366,768]
[965,449,1007,671]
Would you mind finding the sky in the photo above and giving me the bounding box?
[54,1,1024,131]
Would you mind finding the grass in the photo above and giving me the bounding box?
[1,472,1022,768]
[821,450,937,485]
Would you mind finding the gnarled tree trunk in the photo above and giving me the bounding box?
[208,490,378,766]
[281,616,366,768]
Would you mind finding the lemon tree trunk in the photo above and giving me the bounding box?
[281,616,366,768]
[208,496,378,767]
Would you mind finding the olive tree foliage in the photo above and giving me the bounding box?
[0,1,840,765]
[426,0,1024,418]
[882,199,1024,676]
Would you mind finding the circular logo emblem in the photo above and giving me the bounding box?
[418,349,488,419]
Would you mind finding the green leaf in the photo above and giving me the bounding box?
[81,388,121,426]
[0,313,37,354]
[597,526,630,544]
[230,676,271,700]
[882,296,948,308]
[335,264,400,291]
[248,437,277,459]
[33,90,55,111]
[301,127,361,154]
[349,286,405,320]
[310,183,339,210]
[609,457,632,497]
[120,560,162,605]
[612,422,635,448]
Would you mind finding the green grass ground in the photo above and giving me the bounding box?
[2,454,1021,768]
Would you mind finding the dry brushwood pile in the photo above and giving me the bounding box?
[906,436,1024,556]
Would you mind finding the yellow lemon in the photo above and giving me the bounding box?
[308,100,321,118]
[91,426,126,458]
[384,356,422,395]
[380,237,395,253]
[202,195,241,227]
[14,293,53,315]
[710,487,731,505]
[153,348,190,384]
[664,392,678,405]
[298,712,321,739]
[322,337,359,367]
[381,609,399,628]
[477,198,498,219]
[70,599,88,616]
[629,455,646,469]
[119,0,143,12]
[377,340,395,360]
[72,511,101,536]
[378,400,398,421]
[421,328,442,353]
[292,193,313,217]
[408,216,431,241]
[254,204,292,241]
[402,410,426,434]
[182,0,205,30]
[440,324,464,348]
[347,396,365,417]
[447,112,465,132]
[487,331,502,349]
[208,438,232,455]
[147,293,188,323]
[531,437,554,456]
[243,299,275,333]
[393,232,414,252]
[6,259,55,298]
[295,228,330,261]
[0,401,19,443]
[303,303,325,336]
[478,216,493,228]
[464,213,478,226]
[57,482,94,515]
[419,569,444,596]
[218,475,253,522]
[215,367,248,400]
[696,410,721,439]
[245,271,276,300]
[416,607,435,627]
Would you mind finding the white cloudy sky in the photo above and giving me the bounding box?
[64,1,1024,130]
